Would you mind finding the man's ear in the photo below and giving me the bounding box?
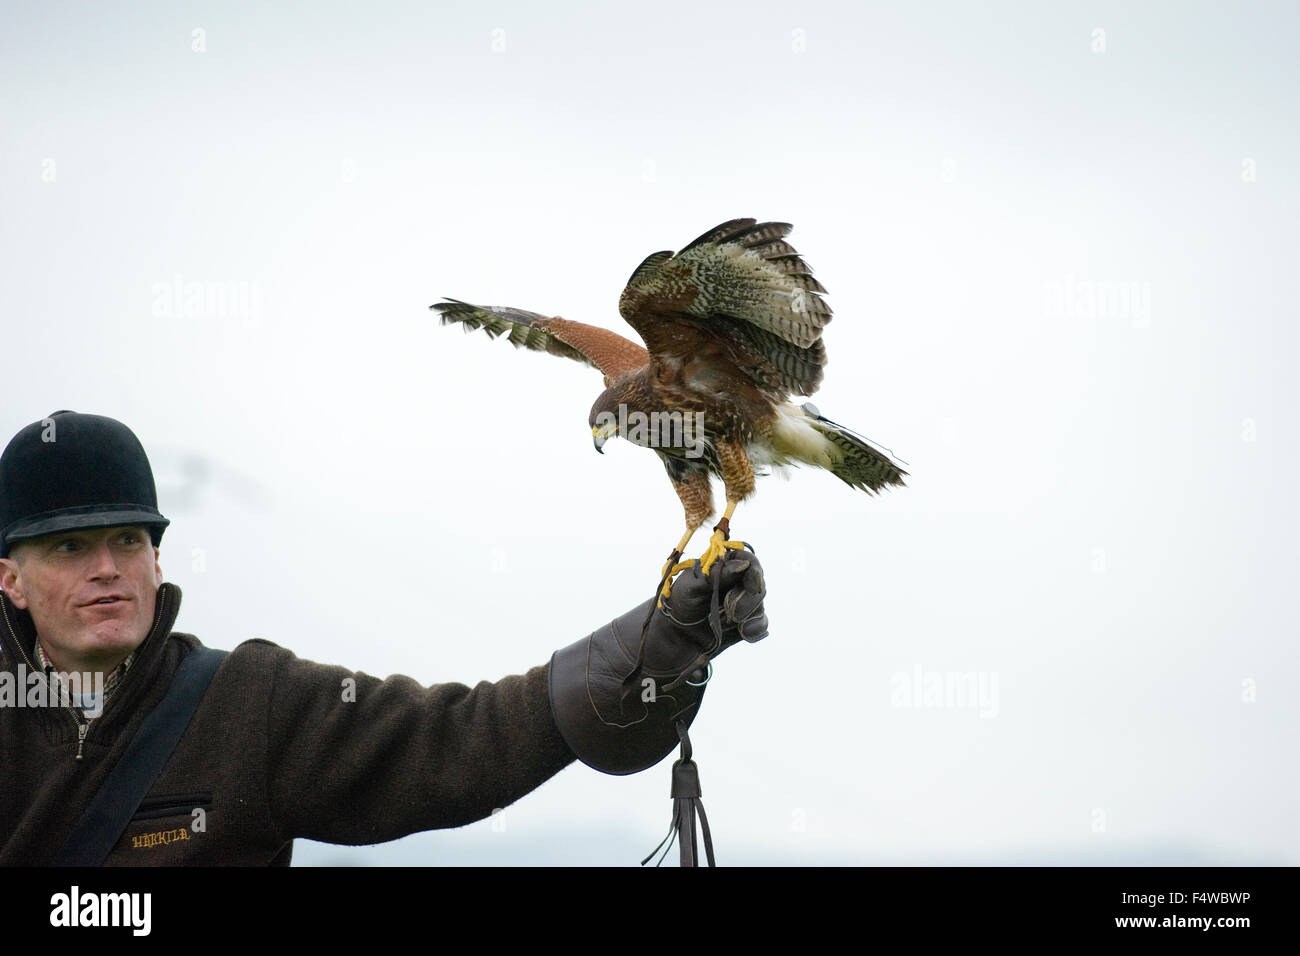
[154,548,163,588]
[0,557,28,609]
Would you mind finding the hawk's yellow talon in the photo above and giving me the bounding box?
[698,529,745,577]
[659,559,697,599]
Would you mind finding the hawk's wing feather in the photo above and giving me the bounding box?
[618,218,832,399]
[431,298,648,387]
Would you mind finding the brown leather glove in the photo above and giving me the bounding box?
[548,547,768,775]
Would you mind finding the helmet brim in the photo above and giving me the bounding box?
[2,507,169,557]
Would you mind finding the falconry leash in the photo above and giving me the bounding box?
[643,719,715,867]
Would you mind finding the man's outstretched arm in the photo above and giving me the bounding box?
[261,650,574,845]
[260,548,767,845]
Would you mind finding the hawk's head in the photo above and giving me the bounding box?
[589,390,622,455]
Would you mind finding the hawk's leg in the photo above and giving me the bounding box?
[660,470,714,601]
[698,501,747,576]
[661,527,697,579]
[698,441,754,576]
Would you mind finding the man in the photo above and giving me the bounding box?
[0,411,768,865]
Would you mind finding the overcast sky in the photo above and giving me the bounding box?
[2,0,1296,865]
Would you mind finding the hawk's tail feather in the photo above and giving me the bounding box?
[763,403,907,495]
[803,404,908,495]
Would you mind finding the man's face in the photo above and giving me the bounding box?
[0,525,162,671]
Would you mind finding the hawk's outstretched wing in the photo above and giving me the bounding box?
[618,219,831,400]
[431,298,649,388]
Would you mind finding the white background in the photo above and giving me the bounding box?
[2,0,1295,864]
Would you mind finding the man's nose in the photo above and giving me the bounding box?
[88,540,121,579]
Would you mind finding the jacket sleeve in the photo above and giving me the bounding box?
[258,643,577,845]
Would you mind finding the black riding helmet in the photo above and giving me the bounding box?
[0,411,169,559]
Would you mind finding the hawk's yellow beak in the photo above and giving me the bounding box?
[592,422,616,454]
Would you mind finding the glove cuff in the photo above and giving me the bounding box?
[548,599,706,775]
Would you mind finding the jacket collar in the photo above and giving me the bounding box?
[0,582,184,673]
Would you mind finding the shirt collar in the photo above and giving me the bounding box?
[34,639,134,718]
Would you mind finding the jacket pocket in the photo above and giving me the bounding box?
[131,792,213,822]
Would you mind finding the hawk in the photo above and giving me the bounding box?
[431,218,906,595]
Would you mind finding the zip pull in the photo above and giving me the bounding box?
[75,721,88,761]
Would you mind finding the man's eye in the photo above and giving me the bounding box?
[54,540,81,552]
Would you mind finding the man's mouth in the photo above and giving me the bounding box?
[82,595,129,607]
